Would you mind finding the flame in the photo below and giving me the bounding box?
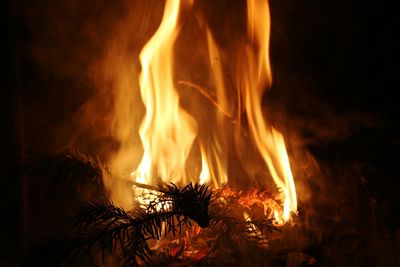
[206,28,229,121]
[196,27,230,188]
[235,0,297,223]
[129,0,296,224]
[199,141,228,187]
[134,0,197,186]
[199,144,211,185]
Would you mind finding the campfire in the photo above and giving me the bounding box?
[22,0,301,265]
[129,0,297,224]
[11,0,398,266]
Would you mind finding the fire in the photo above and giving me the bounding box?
[134,0,197,186]
[130,0,297,224]
[199,144,211,185]
[234,0,297,222]
[219,187,283,224]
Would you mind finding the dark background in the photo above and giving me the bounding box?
[2,0,399,266]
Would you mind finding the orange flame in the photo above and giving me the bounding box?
[134,0,197,186]
[234,0,297,223]
[129,0,297,224]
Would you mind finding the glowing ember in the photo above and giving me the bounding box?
[218,186,285,225]
[130,0,297,224]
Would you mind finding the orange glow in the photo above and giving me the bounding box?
[219,187,284,225]
[199,140,228,188]
[128,0,297,224]
[243,212,256,230]
[206,27,229,122]
[133,0,197,187]
[234,0,297,223]
[199,144,211,185]
[196,27,230,188]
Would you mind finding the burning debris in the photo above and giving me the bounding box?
[21,147,296,266]
[23,0,301,265]
[10,0,398,265]
[126,0,298,227]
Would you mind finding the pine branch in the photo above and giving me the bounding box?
[196,189,282,264]
[24,183,214,267]
[21,146,105,188]
[237,215,280,248]
[74,198,133,229]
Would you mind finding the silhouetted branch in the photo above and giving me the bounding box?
[24,182,214,267]
[21,146,105,188]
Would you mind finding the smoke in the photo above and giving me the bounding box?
[15,0,163,207]
[17,0,150,155]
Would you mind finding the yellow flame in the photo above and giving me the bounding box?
[130,0,296,223]
[243,211,250,221]
[199,144,211,185]
[247,0,272,84]
[201,28,229,188]
[237,0,297,223]
[134,0,197,187]
[199,142,227,187]
[243,212,258,233]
